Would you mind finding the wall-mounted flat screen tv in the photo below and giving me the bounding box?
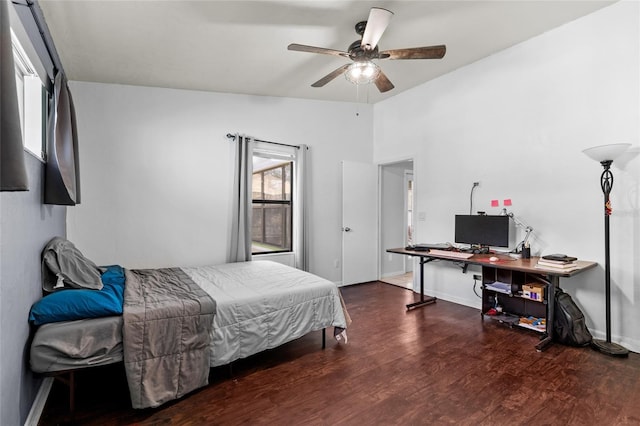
[454,215,511,248]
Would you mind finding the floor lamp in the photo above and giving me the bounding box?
[582,143,630,357]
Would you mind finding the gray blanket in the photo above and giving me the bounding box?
[41,237,103,292]
[123,268,216,409]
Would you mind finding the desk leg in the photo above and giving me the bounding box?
[406,257,437,310]
[535,275,558,352]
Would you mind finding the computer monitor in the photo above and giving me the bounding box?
[454,215,511,248]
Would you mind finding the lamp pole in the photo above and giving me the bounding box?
[592,160,628,356]
[600,160,613,344]
[582,143,630,357]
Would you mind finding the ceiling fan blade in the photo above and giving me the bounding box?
[380,45,446,60]
[288,43,349,58]
[311,64,351,88]
[374,70,394,93]
[361,7,393,51]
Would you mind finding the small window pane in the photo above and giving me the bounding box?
[12,29,44,159]
[251,159,293,254]
[252,173,263,199]
[252,205,264,243]
[263,168,283,200]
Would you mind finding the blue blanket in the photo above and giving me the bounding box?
[29,265,125,325]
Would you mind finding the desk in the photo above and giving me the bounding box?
[386,248,597,351]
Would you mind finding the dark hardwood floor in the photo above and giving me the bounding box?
[39,282,640,425]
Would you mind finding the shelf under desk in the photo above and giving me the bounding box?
[386,248,597,351]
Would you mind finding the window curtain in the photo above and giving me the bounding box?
[228,135,309,270]
[44,71,81,205]
[292,144,308,271]
[228,135,253,263]
[1,0,29,191]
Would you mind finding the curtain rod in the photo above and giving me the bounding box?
[226,133,300,150]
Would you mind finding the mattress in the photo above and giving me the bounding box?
[30,260,348,373]
[183,260,348,367]
[30,315,123,373]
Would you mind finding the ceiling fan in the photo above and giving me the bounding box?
[288,7,446,93]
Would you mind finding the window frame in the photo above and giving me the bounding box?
[251,160,294,255]
[11,28,46,161]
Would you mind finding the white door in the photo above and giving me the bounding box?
[342,161,378,285]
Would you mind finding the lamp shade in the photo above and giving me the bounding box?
[582,143,631,163]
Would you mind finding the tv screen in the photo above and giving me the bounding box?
[454,215,511,248]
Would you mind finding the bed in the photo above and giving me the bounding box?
[30,241,350,409]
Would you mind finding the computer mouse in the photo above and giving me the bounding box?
[489,256,499,262]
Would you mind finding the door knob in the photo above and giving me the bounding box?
[343,227,352,232]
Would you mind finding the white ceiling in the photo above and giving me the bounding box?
[38,0,615,104]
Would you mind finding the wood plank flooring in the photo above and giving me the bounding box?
[38,282,640,425]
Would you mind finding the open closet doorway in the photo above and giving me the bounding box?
[379,160,414,289]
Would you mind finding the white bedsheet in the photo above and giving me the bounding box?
[182,260,348,367]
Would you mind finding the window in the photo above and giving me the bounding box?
[12,28,45,160]
[251,157,293,254]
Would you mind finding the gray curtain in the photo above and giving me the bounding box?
[293,144,308,271]
[228,135,253,263]
[1,0,29,191]
[45,71,81,205]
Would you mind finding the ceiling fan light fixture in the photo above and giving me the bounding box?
[345,61,380,85]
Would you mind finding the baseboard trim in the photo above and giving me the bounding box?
[24,377,53,426]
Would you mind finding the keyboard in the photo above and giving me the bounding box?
[427,249,474,259]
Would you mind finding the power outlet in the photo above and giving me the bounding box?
[334,259,340,269]
[388,253,393,262]
[473,274,482,281]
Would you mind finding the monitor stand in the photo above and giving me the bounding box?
[463,245,491,254]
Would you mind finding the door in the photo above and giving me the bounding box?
[342,160,378,285]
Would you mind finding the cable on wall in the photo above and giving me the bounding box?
[469,181,479,215]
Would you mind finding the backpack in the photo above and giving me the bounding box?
[554,288,592,347]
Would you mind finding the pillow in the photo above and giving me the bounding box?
[29,265,125,326]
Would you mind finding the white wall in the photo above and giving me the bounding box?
[67,82,373,283]
[373,1,639,351]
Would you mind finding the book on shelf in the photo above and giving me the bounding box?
[518,316,546,331]
[484,281,512,294]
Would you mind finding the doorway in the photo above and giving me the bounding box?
[379,160,414,289]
